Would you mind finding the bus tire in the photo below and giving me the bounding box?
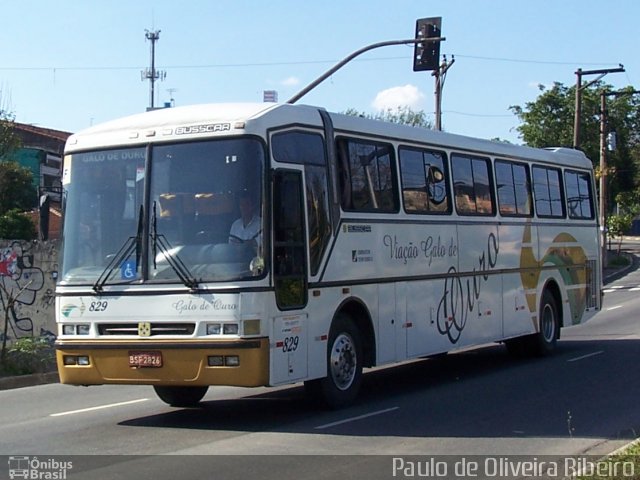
[505,290,560,357]
[531,289,560,356]
[305,314,363,409]
[153,385,208,407]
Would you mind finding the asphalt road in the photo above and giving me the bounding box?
[1,253,640,479]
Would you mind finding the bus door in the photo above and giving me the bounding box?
[271,169,309,384]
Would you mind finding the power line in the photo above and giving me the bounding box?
[0,54,623,72]
[452,54,619,67]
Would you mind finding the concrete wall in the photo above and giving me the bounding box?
[0,240,59,344]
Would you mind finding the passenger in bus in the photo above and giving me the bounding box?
[228,192,262,248]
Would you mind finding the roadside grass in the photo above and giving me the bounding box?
[576,441,640,480]
[607,252,631,268]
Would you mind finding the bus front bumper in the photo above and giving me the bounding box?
[55,338,269,387]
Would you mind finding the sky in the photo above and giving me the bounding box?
[1,0,638,144]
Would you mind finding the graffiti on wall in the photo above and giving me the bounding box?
[0,241,56,343]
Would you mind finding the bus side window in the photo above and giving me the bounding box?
[337,138,398,213]
[495,159,532,217]
[565,170,594,219]
[452,153,494,216]
[399,146,450,214]
[532,166,565,218]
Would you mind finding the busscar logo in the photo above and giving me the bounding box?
[175,123,231,135]
[343,224,372,233]
[8,456,73,479]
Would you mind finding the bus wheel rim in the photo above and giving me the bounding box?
[329,333,357,391]
[541,303,555,342]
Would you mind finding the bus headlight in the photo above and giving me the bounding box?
[62,325,76,335]
[62,324,91,335]
[224,355,240,367]
[77,325,91,335]
[77,356,91,366]
[223,323,238,335]
[206,323,221,335]
[63,355,90,366]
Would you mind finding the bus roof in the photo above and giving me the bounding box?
[66,102,592,170]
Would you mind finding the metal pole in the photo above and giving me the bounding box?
[573,69,582,149]
[432,56,454,131]
[286,37,445,105]
[599,92,607,269]
[434,68,442,131]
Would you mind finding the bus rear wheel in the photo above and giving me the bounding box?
[532,289,560,355]
[305,314,363,409]
[505,289,559,357]
[153,385,209,407]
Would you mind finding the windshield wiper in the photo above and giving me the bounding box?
[151,201,200,291]
[93,205,144,293]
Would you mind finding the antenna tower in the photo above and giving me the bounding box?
[141,29,166,110]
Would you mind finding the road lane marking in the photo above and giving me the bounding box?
[567,351,604,363]
[50,398,149,417]
[630,287,640,292]
[314,406,399,430]
[606,305,623,311]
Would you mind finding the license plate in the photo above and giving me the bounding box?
[129,351,162,368]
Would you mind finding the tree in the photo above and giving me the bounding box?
[510,82,640,206]
[0,99,34,238]
[0,162,36,215]
[344,106,434,129]
[0,97,21,161]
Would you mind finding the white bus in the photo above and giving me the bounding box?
[56,103,602,408]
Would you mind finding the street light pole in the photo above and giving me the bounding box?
[286,36,445,105]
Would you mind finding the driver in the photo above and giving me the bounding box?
[228,192,261,248]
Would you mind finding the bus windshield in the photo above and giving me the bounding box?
[60,138,265,285]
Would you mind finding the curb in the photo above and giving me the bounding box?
[0,371,59,391]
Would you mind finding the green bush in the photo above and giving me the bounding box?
[0,208,36,240]
[1,336,55,375]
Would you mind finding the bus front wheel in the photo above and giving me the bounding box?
[305,314,363,409]
[153,385,209,407]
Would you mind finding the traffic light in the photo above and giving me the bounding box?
[413,17,442,72]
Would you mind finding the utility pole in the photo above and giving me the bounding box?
[573,65,624,149]
[141,29,166,110]
[433,55,455,131]
[598,88,640,268]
